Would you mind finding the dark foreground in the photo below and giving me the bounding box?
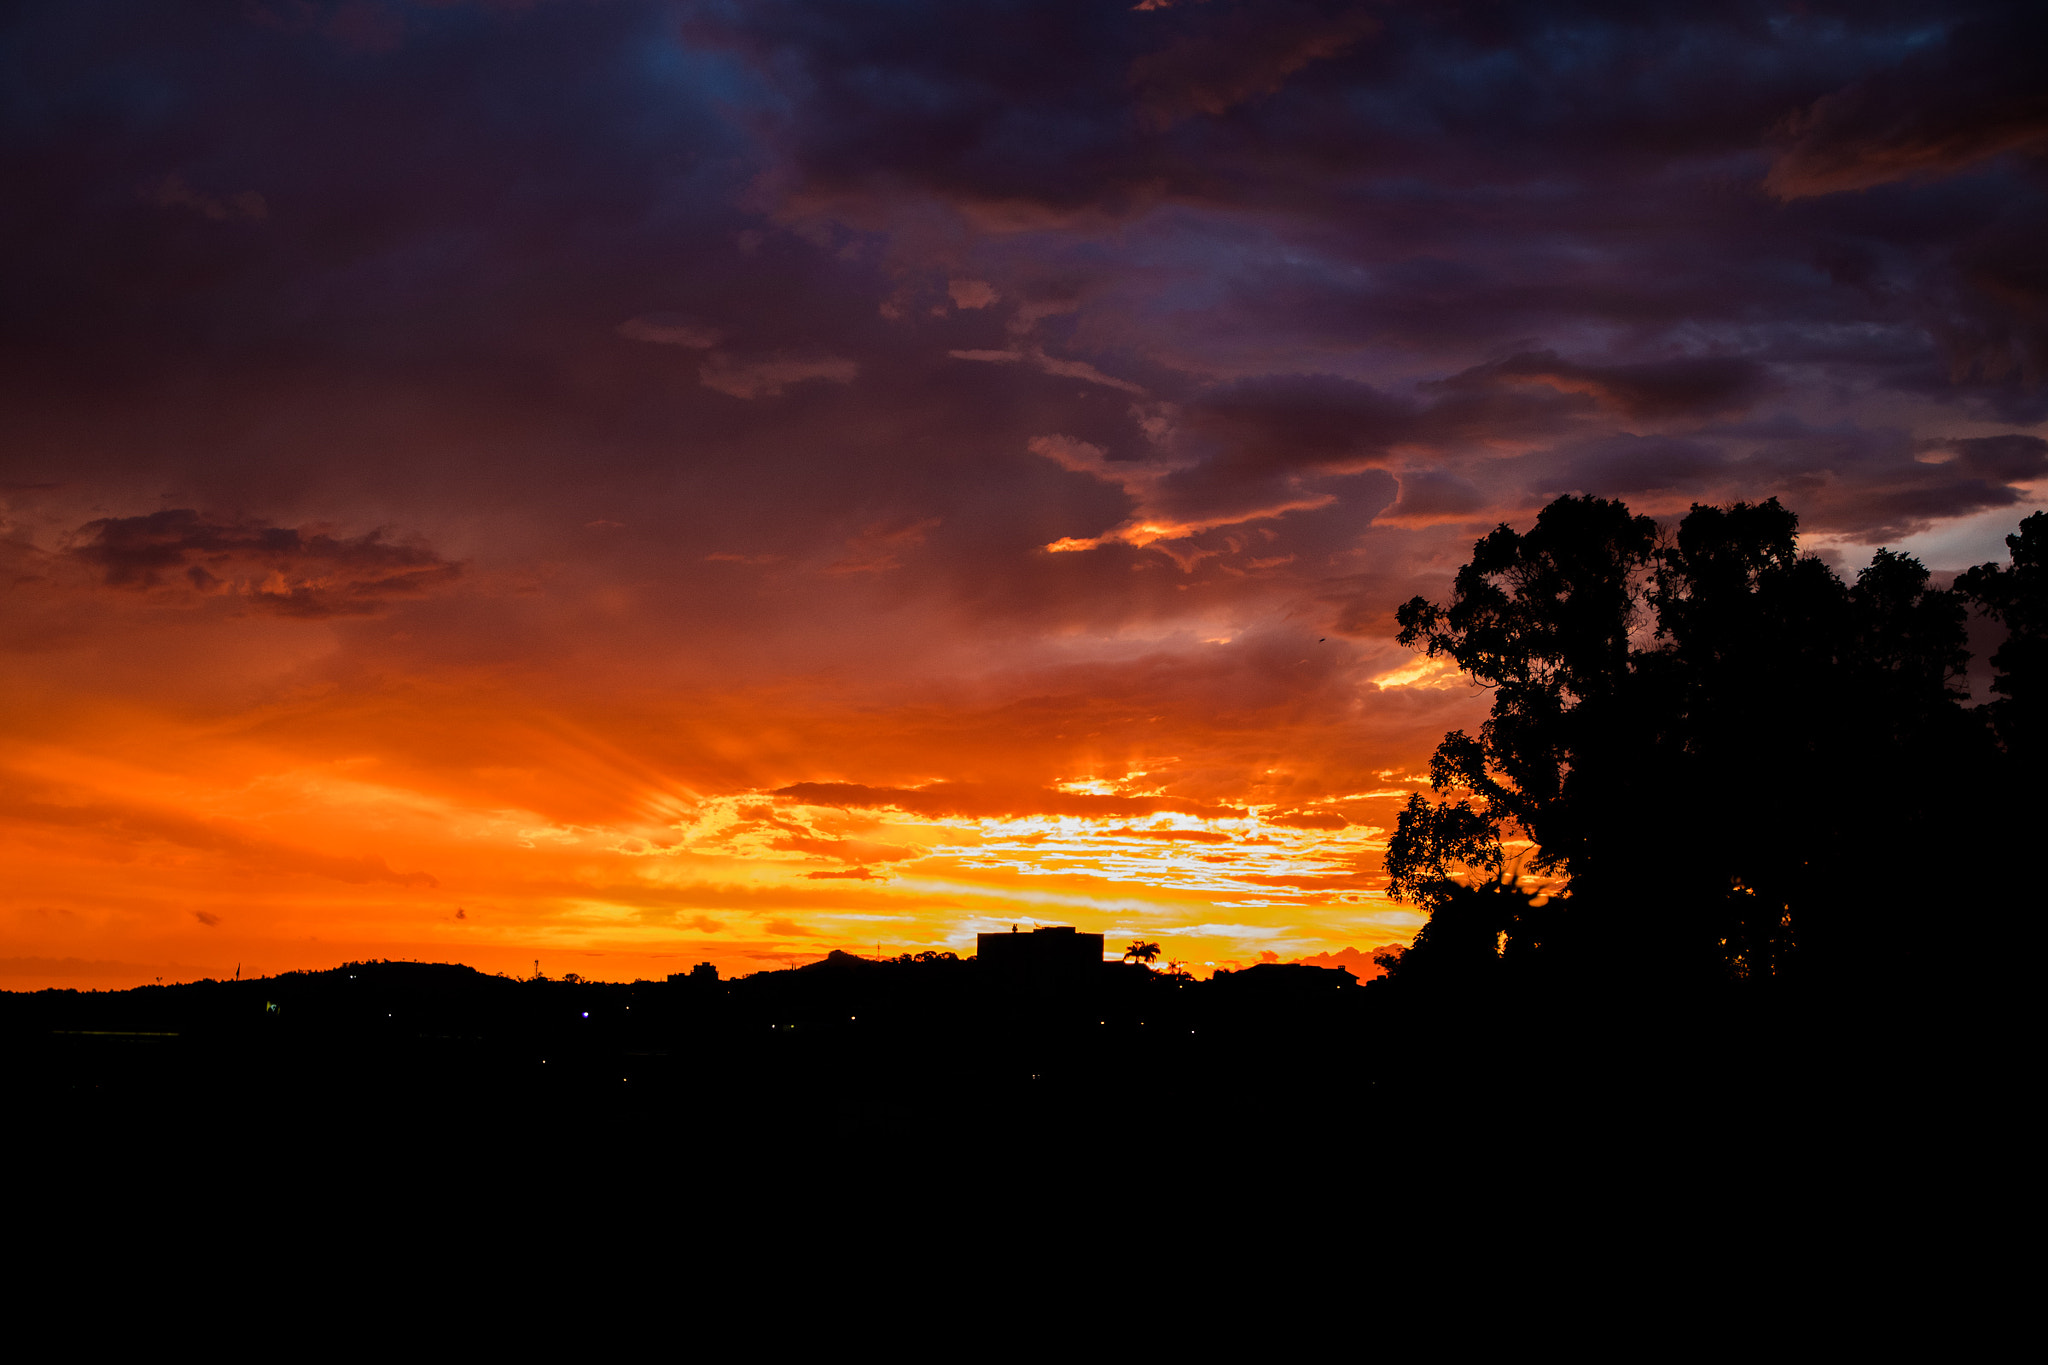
[7,951,1973,1207]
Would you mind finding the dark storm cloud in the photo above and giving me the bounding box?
[1438,352,1771,423]
[1725,425,2046,544]
[1542,434,1733,498]
[73,509,459,616]
[1938,434,2048,484]
[1128,3,1380,129]
[1765,5,2048,198]
[1520,423,2046,544]
[1944,206,2048,395]
[684,0,1907,212]
[1129,352,1768,536]
[0,1,768,395]
[1380,468,1487,526]
[1141,374,1412,526]
[1829,432,2048,540]
[1183,374,1414,470]
[688,0,2045,425]
[2,0,2040,651]
[681,0,1140,213]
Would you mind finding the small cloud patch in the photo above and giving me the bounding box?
[140,174,266,222]
[72,509,460,617]
[1264,809,1351,830]
[700,354,857,399]
[948,279,999,309]
[617,314,722,348]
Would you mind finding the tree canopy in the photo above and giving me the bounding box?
[1956,511,2046,758]
[1385,494,2013,992]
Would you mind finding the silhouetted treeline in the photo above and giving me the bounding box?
[1384,498,2039,1013]
[2,951,1385,1167]
[9,942,1907,1217]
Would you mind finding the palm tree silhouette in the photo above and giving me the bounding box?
[1124,941,1162,966]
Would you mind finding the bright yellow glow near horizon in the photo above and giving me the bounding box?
[0,678,1453,990]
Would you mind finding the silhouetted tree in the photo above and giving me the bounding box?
[1124,941,1162,966]
[1394,495,1661,891]
[1381,874,1554,991]
[1385,793,1503,912]
[1389,494,1985,990]
[1957,511,2045,757]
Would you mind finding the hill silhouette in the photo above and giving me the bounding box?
[5,946,1370,1147]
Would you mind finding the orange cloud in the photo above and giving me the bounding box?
[772,781,1245,821]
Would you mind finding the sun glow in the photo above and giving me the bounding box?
[1370,656,1464,690]
[0,683,1432,987]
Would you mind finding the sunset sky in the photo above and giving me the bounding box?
[3,0,2043,988]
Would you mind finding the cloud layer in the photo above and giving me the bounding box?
[0,0,2039,985]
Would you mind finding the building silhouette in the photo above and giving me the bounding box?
[975,925,1105,978]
